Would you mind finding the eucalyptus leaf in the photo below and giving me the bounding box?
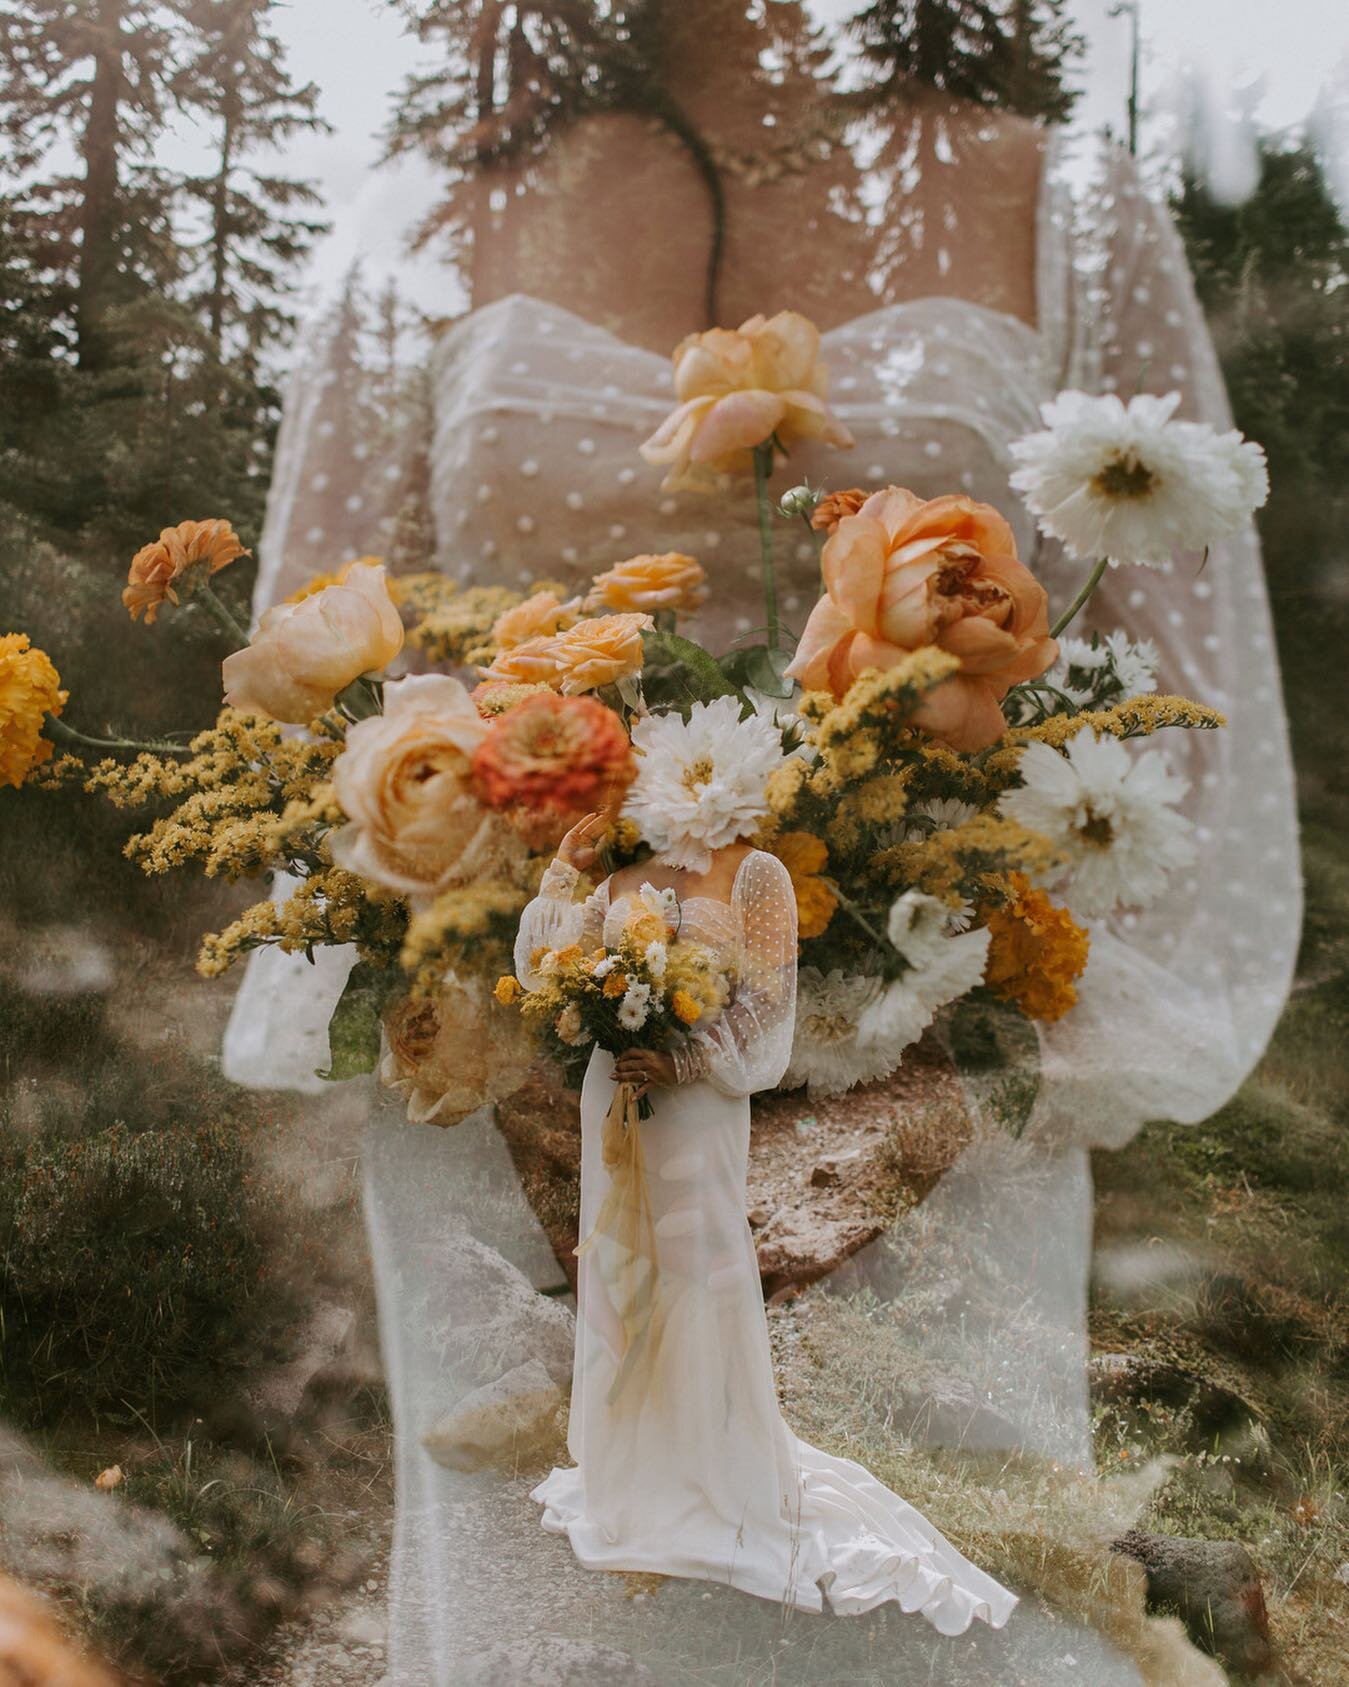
[317,960,400,1081]
[720,642,795,700]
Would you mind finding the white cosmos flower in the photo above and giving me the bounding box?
[623,695,788,872]
[618,981,652,1031]
[783,968,897,1097]
[895,796,977,843]
[999,729,1196,917]
[1009,389,1268,567]
[856,927,991,1056]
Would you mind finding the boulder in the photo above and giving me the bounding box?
[1089,1354,1270,1467]
[460,1635,660,1686]
[1112,1529,1274,1677]
[422,1359,563,1473]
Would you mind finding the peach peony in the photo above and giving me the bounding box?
[585,552,707,615]
[329,672,500,897]
[0,633,68,789]
[785,488,1058,752]
[471,692,634,822]
[640,310,854,492]
[123,519,249,624]
[380,974,531,1126]
[489,589,582,652]
[222,561,404,724]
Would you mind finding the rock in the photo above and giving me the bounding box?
[422,1359,563,1473]
[333,1607,386,1647]
[746,1205,772,1228]
[424,1221,576,1393]
[809,1162,840,1188]
[249,1300,357,1422]
[1112,1529,1274,1677]
[1089,1354,1268,1460]
[460,1635,660,1686]
[881,1372,1021,1450]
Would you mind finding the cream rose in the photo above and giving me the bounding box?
[490,590,582,652]
[222,561,404,724]
[785,488,1057,752]
[640,310,853,492]
[380,975,531,1126]
[328,673,499,896]
[477,611,652,695]
[585,553,707,615]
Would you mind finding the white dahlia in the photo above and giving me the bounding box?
[618,980,652,1031]
[1008,389,1268,567]
[999,729,1196,917]
[623,695,788,872]
[856,926,990,1056]
[782,968,896,1098]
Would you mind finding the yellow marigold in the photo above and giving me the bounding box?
[123,519,249,624]
[0,633,68,789]
[494,975,523,1006]
[672,989,703,1025]
[982,873,1089,1023]
[767,830,837,940]
[602,970,628,998]
[286,556,404,605]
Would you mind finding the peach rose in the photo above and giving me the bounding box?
[328,673,500,896]
[380,975,531,1126]
[785,488,1057,752]
[478,611,652,695]
[810,488,868,534]
[123,518,249,624]
[222,561,404,724]
[640,310,854,492]
[489,590,582,652]
[585,552,707,615]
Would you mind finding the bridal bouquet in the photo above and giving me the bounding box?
[501,883,732,1117]
[7,306,1267,1128]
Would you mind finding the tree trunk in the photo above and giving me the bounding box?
[77,0,126,371]
[209,103,237,353]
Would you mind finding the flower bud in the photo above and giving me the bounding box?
[778,484,819,519]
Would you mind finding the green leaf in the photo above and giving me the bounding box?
[719,642,795,700]
[317,960,400,1082]
[640,627,737,714]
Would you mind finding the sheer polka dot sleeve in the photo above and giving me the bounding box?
[1026,141,1301,1148]
[671,851,799,1097]
[513,862,608,992]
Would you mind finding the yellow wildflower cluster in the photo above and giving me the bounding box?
[399,574,568,669]
[805,649,962,751]
[982,696,1227,792]
[763,830,838,940]
[285,556,401,604]
[874,814,1061,906]
[982,873,1090,1022]
[197,867,405,977]
[1,632,68,789]
[400,881,532,991]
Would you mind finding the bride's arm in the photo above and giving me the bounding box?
[670,850,798,1097]
[513,814,609,991]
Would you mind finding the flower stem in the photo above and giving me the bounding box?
[752,441,780,651]
[1050,557,1109,640]
[825,880,888,951]
[196,582,250,647]
[46,714,193,756]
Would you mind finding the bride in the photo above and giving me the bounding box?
[225,4,1299,1681]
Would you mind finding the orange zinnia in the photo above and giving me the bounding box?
[471,692,634,820]
[123,519,250,624]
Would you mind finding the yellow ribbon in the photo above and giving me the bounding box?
[574,1079,665,1406]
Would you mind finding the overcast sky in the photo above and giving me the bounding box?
[182,0,1349,321]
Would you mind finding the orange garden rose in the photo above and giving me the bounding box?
[585,553,707,615]
[480,611,652,695]
[640,310,854,492]
[810,488,868,534]
[785,487,1058,752]
[380,975,531,1126]
[123,519,249,624]
[470,693,635,829]
[982,874,1089,1022]
[222,560,404,724]
[489,589,582,651]
[329,673,500,896]
[0,633,68,789]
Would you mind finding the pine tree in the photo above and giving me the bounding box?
[174,0,331,360]
[849,0,1080,122]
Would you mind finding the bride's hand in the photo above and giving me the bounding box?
[555,811,606,871]
[613,1049,677,1098]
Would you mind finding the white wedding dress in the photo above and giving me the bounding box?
[222,130,1300,1683]
[515,852,1017,1631]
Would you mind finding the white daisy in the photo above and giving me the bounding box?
[644,940,668,980]
[1009,389,1268,567]
[1102,630,1159,696]
[895,797,977,842]
[636,882,680,925]
[999,729,1196,917]
[1057,635,1109,673]
[592,955,617,979]
[782,968,896,1098]
[618,981,652,1031]
[856,927,990,1056]
[623,695,788,872]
